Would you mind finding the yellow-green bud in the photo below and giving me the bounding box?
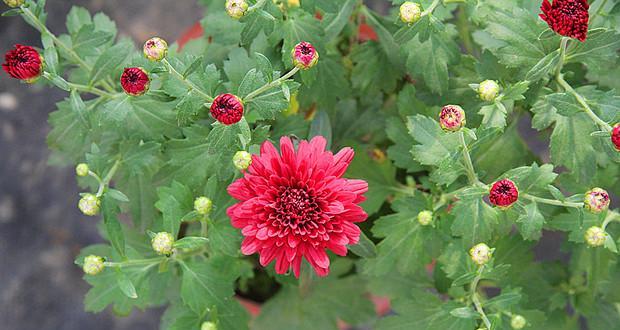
[225,0,249,19]
[399,2,422,25]
[511,314,527,329]
[143,37,168,61]
[201,321,217,330]
[82,255,105,275]
[584,187,610,214]
[75,163,89,177]
[233,151,252,170]
[152,232,175,255]
[194,196,213,215]
[78,194,100,216]
[584,226,607,247]
[3,0,24,7]
[469,243,493,266]
[478,80,500,102]
[417,210,433,226]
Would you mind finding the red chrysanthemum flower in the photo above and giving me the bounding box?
[539,0,589,42]
[227,136,368,277]
[292,41,319,70]
[612,123,620,151]
[120,67,150,96]
[2,44,43,82]
[489,179,519,209]
[210,93,244,125]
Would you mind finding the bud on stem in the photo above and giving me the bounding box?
[78,193,101,216]
[152,232,175,255]
[469,243,493,266]
[194,196,213,216]
[233,151,252,170]
[82,255,105,275]
[399,2,422,25]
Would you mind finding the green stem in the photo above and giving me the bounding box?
[521,193,584,208]
[104,257,164,268]
[602,212,620,230]
[96,158,121,197]
[201,216,209,238]
[554,37,612,132]
[162,58,214,101]
[67,82,116,98]
[471,266,492,329]
[456,5,475,56]
[244,67,300,102]
[248,0,268,11]
[458,131,479,185]
[422,0,442,16]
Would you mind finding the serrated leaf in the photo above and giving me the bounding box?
[348,231,377,258]
[174,237,209,250]
[115,268,138,299]
[451,196,499,246]
[101,194,126,258]
[407,114,461,166]
[516,202,544,241]
[155,181,193,237]
[89,40,132,84]
[546,93,582,116]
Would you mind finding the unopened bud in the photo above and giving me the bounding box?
[233,151,252,170]
[3,0,24,8]
[584,188,610,214]
[478,80,500,102]
[201,321,217,330]
[143,37,168,61]
[469,243,492,266]
[417,210,433,226]
[510,314,527,329]
[194,196,213,216]
[152,232,175,255]
[226,0,249,19]
[399,2,422,25]
[78,194,100,216]
[612,123,620,151]
[292,41,319,70]
[82,255,105,275]
[439,105,466,132]
[584,226,606,247]
[75,163,89,177]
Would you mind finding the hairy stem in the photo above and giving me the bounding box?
[521,193,584,208]
[422,0,442,16]
[471,266,492,329]
[243,66,300,102]
[458,131,480,185]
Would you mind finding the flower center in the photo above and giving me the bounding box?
[496,182,513,195]
[273,186,321,229]
[300,45,312,55]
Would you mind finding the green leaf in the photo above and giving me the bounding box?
[550,114,599,184]
[179,256,243,315]
[101,194,126,259]
[307,110,332,149]
[516,202,545,241]
[279,12,324,66]
[115,268,138,299]
[548,209,599,243]
[364,195,438,276]
[350,41,401,94]
[322,0,356,42]
[566,28,620,70]
[240,9,275,46]
[155,181,194,237]
[479,102,508,128]
[450,195,499,246]
[484,288,522,311]
[254,276,374,330]
[546,93,582,116]
[450,307,479,319]
[107,188,129,203]
[89,40,132,85]
[377,289,476,330]
[386,116,423,173]
[348,231,377,258]
[174,237,209,250]
[407,114,461,166]
[525,49,560,81]
[501,163,558,194]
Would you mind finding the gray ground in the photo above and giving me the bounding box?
[0,1,202,329]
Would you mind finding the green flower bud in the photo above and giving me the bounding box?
[152,232,175,255]
[417,210,433,226]
[78,193,100,216]
[469,243,492,266]
[143,37,168,62]
[399,2,422,25]
[75,163,89,177]
[233,151,252,170]
[584,187,610,214]
[477,80,500,102]
[3,0,24,7]
[201,321,217,330]
[584,226,606,247]
[511,314,527,329]
[194,196,213,216]
[225,0,249,19]
[82,255,105,275]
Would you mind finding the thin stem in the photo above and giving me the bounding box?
[201,216,209,238]
[67,82,116,98]
[521,193,584,208]
[556,75,612,131]
[422,0,442,16]
[162,58,213,101]
[471,266,492,329]
[104,257,164,268]
[244,67,300,102]
[96,158,121,197]
[602,212,620,230]
[458,131,479,185]
[248,0,268,11]
[554,37,612,132]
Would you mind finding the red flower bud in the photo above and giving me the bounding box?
[292,42,319,70]
[584,187,610,214]
[612,123,620,151]
[120,67,150,96]
[210,93,244,125]
[2,45,43,82]
[489,179,519,209]
[539,0,589,42]
[439,105,466,132]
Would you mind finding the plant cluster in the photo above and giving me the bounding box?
[2,0,620,329]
